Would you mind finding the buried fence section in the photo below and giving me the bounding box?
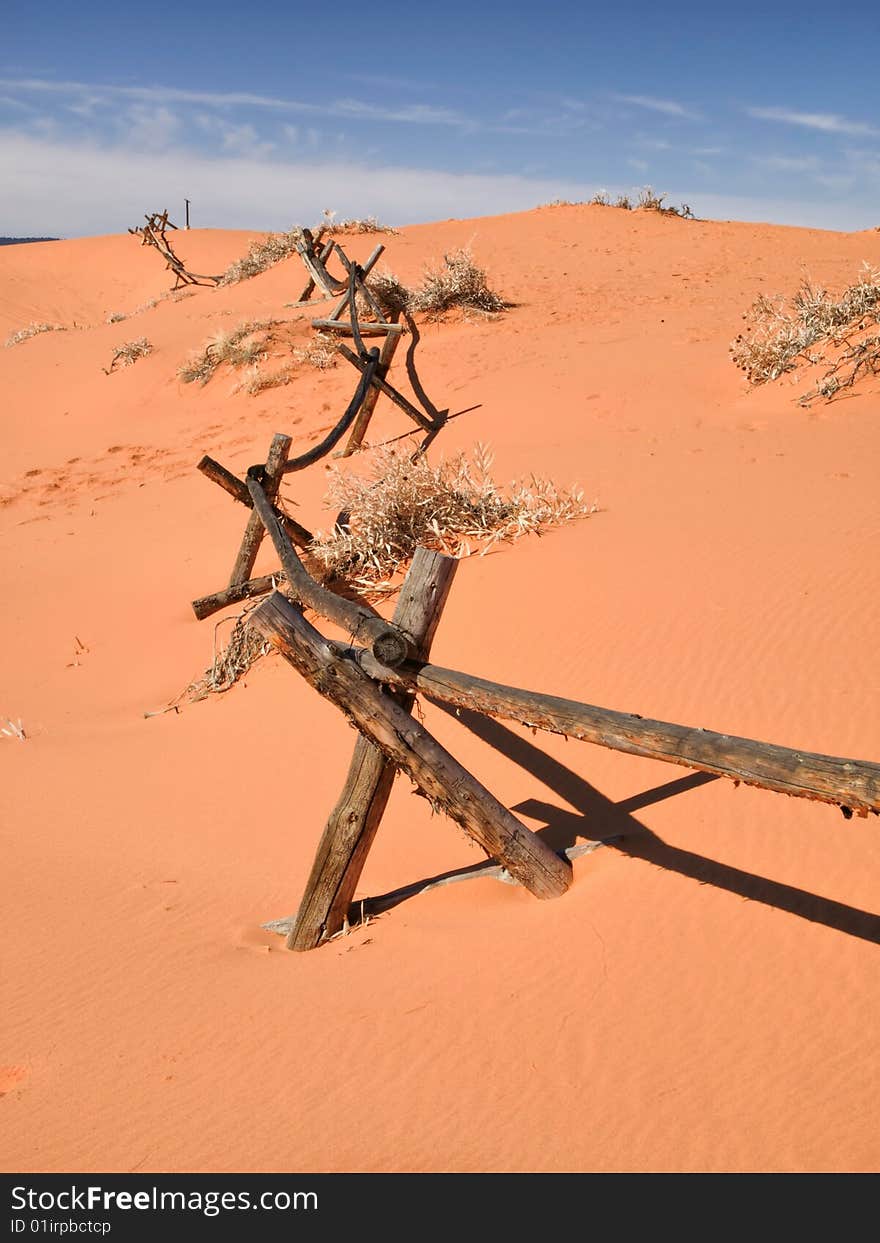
[250,591,574,915]
[129,210,220,290]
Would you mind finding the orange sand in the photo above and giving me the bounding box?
[1,209,878,1173]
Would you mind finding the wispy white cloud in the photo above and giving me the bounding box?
[0,76,471,128]
[752,153,821,173]
[122,105,180,151]
[1,129,874,239]
[746,106,878,137]
[612,93,700,120]
[195,113,275,157]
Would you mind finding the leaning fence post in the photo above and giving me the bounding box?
[283,547,458,950]
[228,433,292,588]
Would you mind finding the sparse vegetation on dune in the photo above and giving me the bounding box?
[408,248,507,317]
[178,320,278,384]
[104,337,152,373]
[180,320,338,390]
[540,187,693,217]
[4,322,66,348]
[323,213,399,236]
[309,443,595,594]
[731,263,880,402]
[218,229,305,285]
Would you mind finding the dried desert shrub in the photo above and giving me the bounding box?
[234,363,293,395]
[178,319,276,384]
[179,603,274,704]
[408,248,507,317]
[635,186,694,217]
[105,337,152,372]
[218,228,304,285]
[730,264,880,392]
[292,331,338,370]
[361,269,412,320]
[324,214,400,236]
[4,322,66,348]
[309,443,595,593]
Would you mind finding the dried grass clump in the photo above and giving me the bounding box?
[635,186,694,217]
[309,443,595,592]
[325,214,399,236]
[1,716,26,741]
[408,248,506,317]
[218,228,304,285]
[590,191,612,206]
[178,319,276,384]
[730,264,880,390]
[5,322,66,348]
[234,362,293,395]
[107,311,127,324]
[105,337,152,373]
[292,331,339,370]
[180,605,273,703]
[362,269,412,320]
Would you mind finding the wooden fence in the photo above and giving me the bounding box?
[239,480,880,951]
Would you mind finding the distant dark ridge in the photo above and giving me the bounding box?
[0,237,60,246]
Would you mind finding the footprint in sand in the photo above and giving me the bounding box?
[0,1065,29,1097]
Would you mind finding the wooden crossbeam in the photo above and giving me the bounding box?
[294,229,334,303]
[311,242,386,335]
[295,228,346,298]
[228,433,291,587]
[354,654,880,818]
[250,592,573,906]
[247,476,412,667]
[191,445,313,621]
[336,340,437,444]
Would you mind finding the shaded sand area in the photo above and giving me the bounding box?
[1,208,878,1172]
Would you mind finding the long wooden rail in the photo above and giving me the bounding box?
[355,653,880,817]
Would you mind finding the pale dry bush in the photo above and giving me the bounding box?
[178,320,276,384]
[325,215,399,236]
[234,363,293,395]
[218,229,304,285]
[360,270,411,320]
[408,248,506,316]
[309,443,595,593]
[179,603,275,704]
[730,264,880,388]
[5,322,66,347]
[292,331,338,369]
[105,337,152,372]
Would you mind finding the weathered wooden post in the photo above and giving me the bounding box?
[277,548,457,949]
[228,433,292,588]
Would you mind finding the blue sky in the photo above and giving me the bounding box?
[2,0,879,236]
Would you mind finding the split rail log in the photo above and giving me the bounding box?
[332,243,388,326]
[196,455,313,548]
[280,350,381,472]
[337,340,436,441]
[228,433,291,587]
[355,656,880,818]
[295,231,333,303]
[249,592,573,903]
[295,229,344,297]
[311,243,387,334]
[247,477,413,668]
[192,573,283,622]
[281,548,459,949]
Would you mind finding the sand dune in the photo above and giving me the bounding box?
[1,206,878,1172]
